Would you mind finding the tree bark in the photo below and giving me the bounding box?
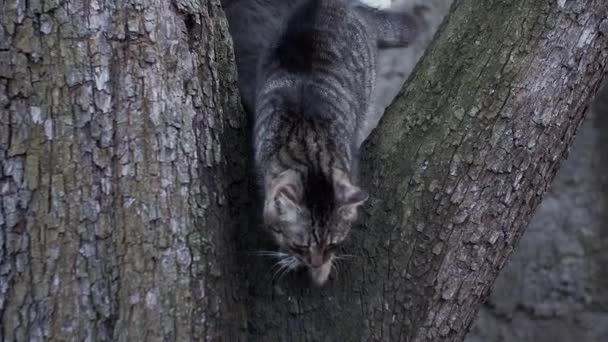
[0,1,606,342]
[0,0,247,340]
[361,1,607,340]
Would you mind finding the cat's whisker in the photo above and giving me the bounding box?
[289,261,301,272]
[254,250,290,259]
[277,257,298,282]
[334,254,357,260]
[274,257,297,282]
[272,260,291,282]
[253,250,286,254]
[270,260,282,271]
[331,261,339,279]
[269,256,290,277]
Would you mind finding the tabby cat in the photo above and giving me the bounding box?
[223,0,418,285]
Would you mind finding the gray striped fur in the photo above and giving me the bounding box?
[224,0,418,285]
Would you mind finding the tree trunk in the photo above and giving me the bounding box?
[0,0,247,340]
[0,1,606,342]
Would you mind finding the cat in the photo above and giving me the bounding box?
[223,0,418,285]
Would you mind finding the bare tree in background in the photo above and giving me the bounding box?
[0,0,606,341]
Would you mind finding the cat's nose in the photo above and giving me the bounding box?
[310,253,324,268]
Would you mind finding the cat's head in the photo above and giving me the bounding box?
[263,168,368,285]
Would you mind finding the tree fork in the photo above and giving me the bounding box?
[238,0,607,341]
[0,0,606,341]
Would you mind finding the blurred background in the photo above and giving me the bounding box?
[365,0,608,341]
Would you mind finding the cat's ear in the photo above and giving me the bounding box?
[264,170,303,224]
[333,169,368,221]
[337,187,368,221]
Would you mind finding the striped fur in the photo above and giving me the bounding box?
[224,0,418,285]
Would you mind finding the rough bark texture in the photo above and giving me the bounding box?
[373,1,608,340]
[358,1,607,340]
[0,0,247,340]
[1,1,606,342]
[466,84,608,342]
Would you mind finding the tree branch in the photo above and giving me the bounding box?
[360,0,608,340]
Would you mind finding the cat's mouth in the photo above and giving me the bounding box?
[268,249,337,285]
[307,258,333,286]
[300,253,335,285]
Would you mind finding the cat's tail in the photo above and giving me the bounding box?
[354,4,426,49]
